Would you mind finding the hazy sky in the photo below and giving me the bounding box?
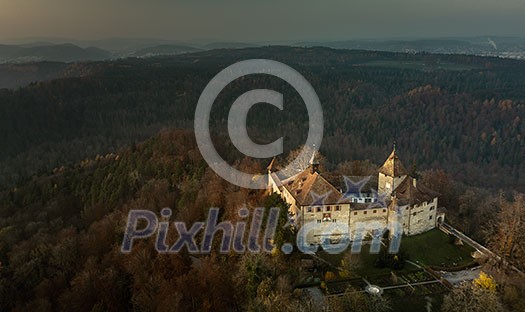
[1,0,524,42]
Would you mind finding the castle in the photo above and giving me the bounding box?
[267,147,445,246]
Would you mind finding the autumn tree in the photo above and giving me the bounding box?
[488,193,525,270]
[441,272,507,312]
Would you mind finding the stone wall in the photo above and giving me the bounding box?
[404,197,439,235]
[300,203,351,245]
[349,207,389,239]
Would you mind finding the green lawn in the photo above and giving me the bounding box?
[400,229,476,268]
[317,246,417,278]
[317,229,476,277]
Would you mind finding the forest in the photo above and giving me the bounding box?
[0,129,524,311]
[1,46,525,310]
[1,46,525,192]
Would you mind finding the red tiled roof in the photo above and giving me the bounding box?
[394,176,436,206]
[282,170,349,205]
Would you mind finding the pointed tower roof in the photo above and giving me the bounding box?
[379,146,407,177]
[309,151,320,166]
[309,146,320,174]
[309,144,320,165]
[267,157,277,172]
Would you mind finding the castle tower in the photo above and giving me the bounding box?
[387,195,403,243]
[378,144,408,195]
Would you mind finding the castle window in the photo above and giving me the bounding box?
[335,205,341,211]
[317,219,321,223]
[430,206,434,211]
[429,215,433,220]
[383,209,386,213]
[365,198,372,203]
[373,210,377,213]
[307,207,312,213]
[412,212,416,216]
[364,211,367,215]
[326,206,331,212]
[354,211,358,215]
[332,219,337,223]
[316,207,322,212]
[406,207,409,210]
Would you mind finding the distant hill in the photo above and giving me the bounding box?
[6,36,525,61]
[2,37,182,55]
[295,37,525,59]
[0,43,113,63]
[131,44,202,57]
[203,41,260,50]
[0,39,261,62]
[296,39,473,53]
[74,38,187,55]
[0,62,100,89]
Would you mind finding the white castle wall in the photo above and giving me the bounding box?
[300,203,351,245]
[404,197,439,235]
